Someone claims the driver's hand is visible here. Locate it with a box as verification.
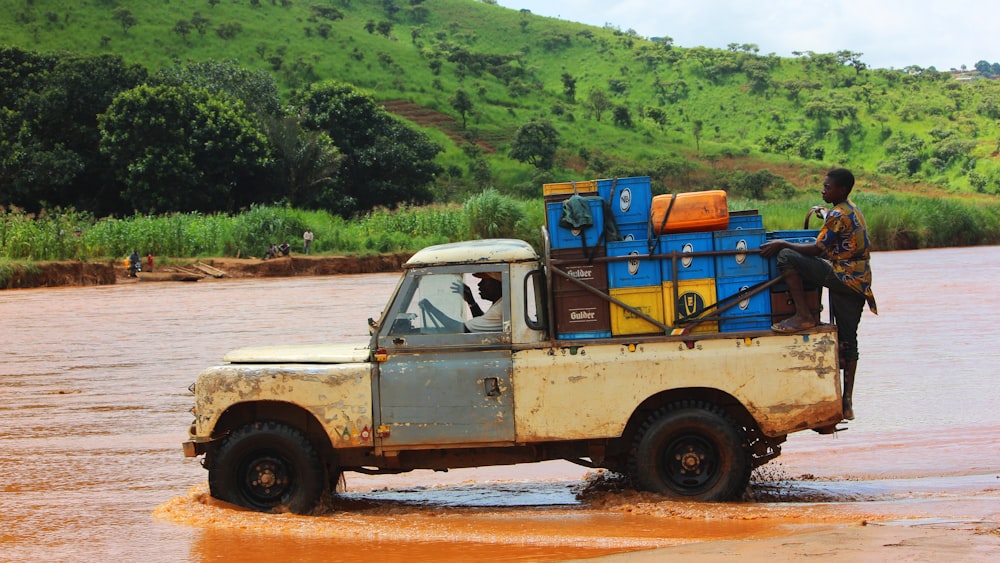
[811,205,828,219]
[452,281,473,301]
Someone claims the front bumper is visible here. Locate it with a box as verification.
[182,438,210,457]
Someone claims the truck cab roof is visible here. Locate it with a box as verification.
[404,239,538,269]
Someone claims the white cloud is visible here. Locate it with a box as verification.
[496,0,997,70]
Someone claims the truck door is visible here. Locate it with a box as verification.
[374,266,514,448]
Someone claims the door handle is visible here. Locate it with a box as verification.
[484,377,501,397]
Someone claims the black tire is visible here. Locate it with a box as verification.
[209,421,325,514]
[631,402,750,501]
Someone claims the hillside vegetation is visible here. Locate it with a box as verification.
[2,0,1000,265]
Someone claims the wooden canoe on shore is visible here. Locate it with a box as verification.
[136,271,203,282]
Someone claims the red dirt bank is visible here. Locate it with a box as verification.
[2,254,411,290]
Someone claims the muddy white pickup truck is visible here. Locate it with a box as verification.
[183,238,845,513]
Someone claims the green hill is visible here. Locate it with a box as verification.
[3,0,1000,201]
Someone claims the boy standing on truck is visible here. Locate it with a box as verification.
[760,168,877,420]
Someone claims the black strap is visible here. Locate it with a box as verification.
[648,193,677,253]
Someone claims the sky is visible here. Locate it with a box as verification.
[494,1,996,71]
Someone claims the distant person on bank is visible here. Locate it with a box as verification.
[759,168,877,421]
[303,229,314,254]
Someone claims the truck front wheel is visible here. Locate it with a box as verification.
[631,402,750,501]
[209,421,325,514]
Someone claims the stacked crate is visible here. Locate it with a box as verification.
[601,177,665,336]
[544,177,798,337]
[607,238,663,335]
[713,212,771,332]
[599,177,652,242]
[544,181,612,339]
[658,231,717,334]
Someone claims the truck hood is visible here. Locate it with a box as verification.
[222,342,371,364]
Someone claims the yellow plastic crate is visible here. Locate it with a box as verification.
[610,285,665,336]
[663,279,718,334]
[542,180,597,200]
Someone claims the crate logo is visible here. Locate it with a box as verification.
[619,188,632,213]
[737,285,751,310]
[681,242,695,268]
[624,305,651,320]
[677,292,705,316]
[627,250,641,275]
[735,239,748,264]
[565,267,595,282]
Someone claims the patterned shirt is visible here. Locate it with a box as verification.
[817,200,877,314]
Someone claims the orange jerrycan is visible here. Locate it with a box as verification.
[650,190,728,234]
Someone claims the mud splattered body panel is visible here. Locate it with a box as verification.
[513,329,841,441]
[193,362,373,447]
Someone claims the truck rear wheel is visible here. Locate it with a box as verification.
[209,421,325,514]
[631,402,750,501]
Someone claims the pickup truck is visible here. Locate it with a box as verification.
[183,238,844,513]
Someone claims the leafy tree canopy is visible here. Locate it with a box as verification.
[153,59,281,116]
[509,119,559,170]
[99,84,271,214]
[293,80,442,215]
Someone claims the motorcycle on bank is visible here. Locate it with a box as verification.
[126,252,142,278]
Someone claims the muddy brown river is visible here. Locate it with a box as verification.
[2,246,998,562]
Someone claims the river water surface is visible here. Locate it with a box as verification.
[1,246,998,561]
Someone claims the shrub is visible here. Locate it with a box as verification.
[464,189,525,239]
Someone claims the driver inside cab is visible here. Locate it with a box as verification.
[459,271,503,332]
[412,271,504,333]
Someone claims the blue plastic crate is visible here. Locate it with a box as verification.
[719,316,772,332]
[657,232,715,281]
[713,228,766,278]
[608,239,662,288]
[728,212,764,230]
[598,177,652,226]
[716,274,772,332]
[546,199,606,250]
[616,221,649,242]
[557,330,613,340]
[766,229,820,280]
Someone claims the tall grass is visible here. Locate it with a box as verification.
[735,193,1000,250]
[4,192,1000,263]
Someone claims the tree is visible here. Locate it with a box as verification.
[293,81,441,215]
[646,106,667,131]
[190,12,211,36]
[98,84,271,213]
[376,21,393,38]
[154,60,281,116]
[111,8,137,35]
[586,88,611,122]
[560,72,576,101]
[509,119,559,170]
[692,120,704,151]
[173,20,192,44]
[0,48,147,214]
[261,115,342,208]
[449,89,473,128]
[612,105,633,128]
[837,50,867,74]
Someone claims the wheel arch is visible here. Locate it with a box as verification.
[614,387,762,454]
[209,400,336,468]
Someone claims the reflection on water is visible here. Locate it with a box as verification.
[1,248,999,562]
